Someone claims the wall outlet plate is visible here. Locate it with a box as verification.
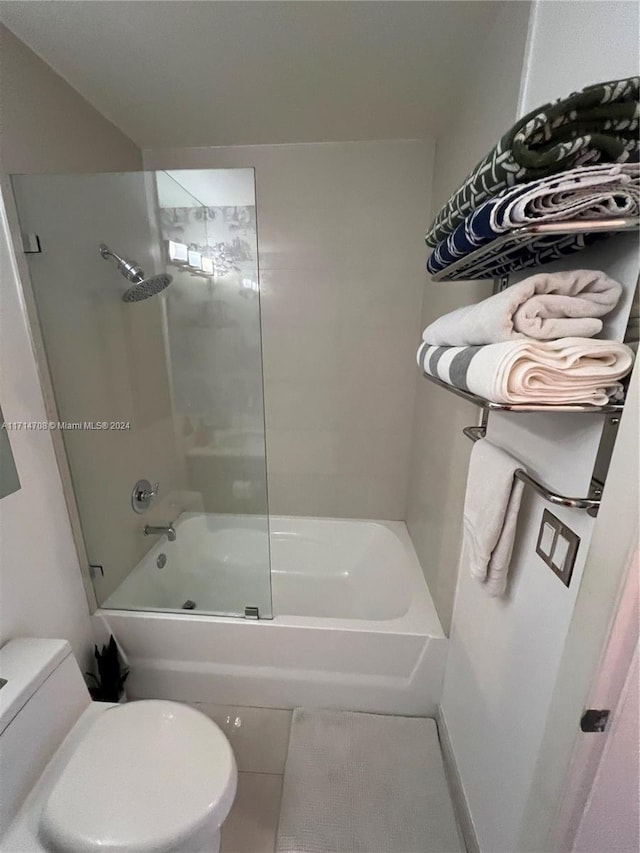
[535,508,580,587]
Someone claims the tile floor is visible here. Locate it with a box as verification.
[221,772,283,853]
[191,703,464,853]
[189,704,289,853]
[190,703,292,775]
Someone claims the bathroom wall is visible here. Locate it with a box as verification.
[405,1,532,632]
[0,24,141,174]
[145,140,435,519]
[0,196,94,666]
[439,3,640,851]
[0,26,143,663]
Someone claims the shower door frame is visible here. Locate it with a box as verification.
[2,176,99,612]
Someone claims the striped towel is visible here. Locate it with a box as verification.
[427,163,640,276]
[426,77,640,248]
[417,337,634,406]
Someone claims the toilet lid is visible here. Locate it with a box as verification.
[40,700,237,853]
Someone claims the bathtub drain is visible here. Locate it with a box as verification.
[182,600,196,610]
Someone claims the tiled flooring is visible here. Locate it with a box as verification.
[188,703,463,853]
[190,703,292,775]
[188,704,289,852]
[221,772,283,853]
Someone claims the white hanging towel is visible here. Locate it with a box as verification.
[463,438,526,597]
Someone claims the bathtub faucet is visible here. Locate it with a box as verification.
[144,523,176,542]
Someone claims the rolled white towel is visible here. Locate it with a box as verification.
[418,337,634,406]
[422,270,622,345]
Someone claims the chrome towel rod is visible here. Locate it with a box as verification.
[463,425,601,511]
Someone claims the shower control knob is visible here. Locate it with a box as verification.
[131,479,159,513]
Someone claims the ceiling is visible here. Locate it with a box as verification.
[0,1,505,150]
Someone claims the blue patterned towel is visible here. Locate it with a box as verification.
[427,164,639,277]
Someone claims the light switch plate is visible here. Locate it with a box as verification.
[538,521,556,558]
[535,509,580,587]
[552,535,571,572]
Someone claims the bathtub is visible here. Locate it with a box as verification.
[99,514,447,715]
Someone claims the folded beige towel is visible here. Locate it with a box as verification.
[463,439,525,597]
[422,270,622,345]
[418,337,634,406]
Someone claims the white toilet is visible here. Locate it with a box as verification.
[0,638,237,852]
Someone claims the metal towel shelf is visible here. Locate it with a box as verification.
[463,425,602,511]
[423,373,624,413]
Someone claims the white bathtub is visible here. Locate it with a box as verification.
[99,514,447,715]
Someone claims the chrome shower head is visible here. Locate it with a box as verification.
[99,243,172,302]
[120,272,173,303]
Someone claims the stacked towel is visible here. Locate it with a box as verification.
[417,337,634,406]
[427,164,640,276]
[426,77,640,247]
[422,270,623,344]
[624,285,640,349]
[430,232,610,280]
[463,439,526,597]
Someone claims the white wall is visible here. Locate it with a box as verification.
[0,195,94,666]
[439,3,640,851]
[0,24,141,175]
[0,26,142,664]
[405,1,532,633]
[518,0,640,112]
[145,140,434,519]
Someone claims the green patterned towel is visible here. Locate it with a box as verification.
[426,77,640,247]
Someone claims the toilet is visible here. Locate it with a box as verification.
[0,638,237,852]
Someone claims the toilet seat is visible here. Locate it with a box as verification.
[39,700,237,853]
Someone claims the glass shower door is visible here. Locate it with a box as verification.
[11,168,271,618]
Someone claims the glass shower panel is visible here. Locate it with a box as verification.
[11,169,271,618]
[155,168,271,617]
[156,171,268,505]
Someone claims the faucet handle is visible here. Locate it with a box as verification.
[139,481,159,501]
[131,479,159,513]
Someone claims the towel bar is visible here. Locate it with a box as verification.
[463,425,601,511]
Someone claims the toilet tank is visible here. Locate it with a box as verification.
[0,638,90,834]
